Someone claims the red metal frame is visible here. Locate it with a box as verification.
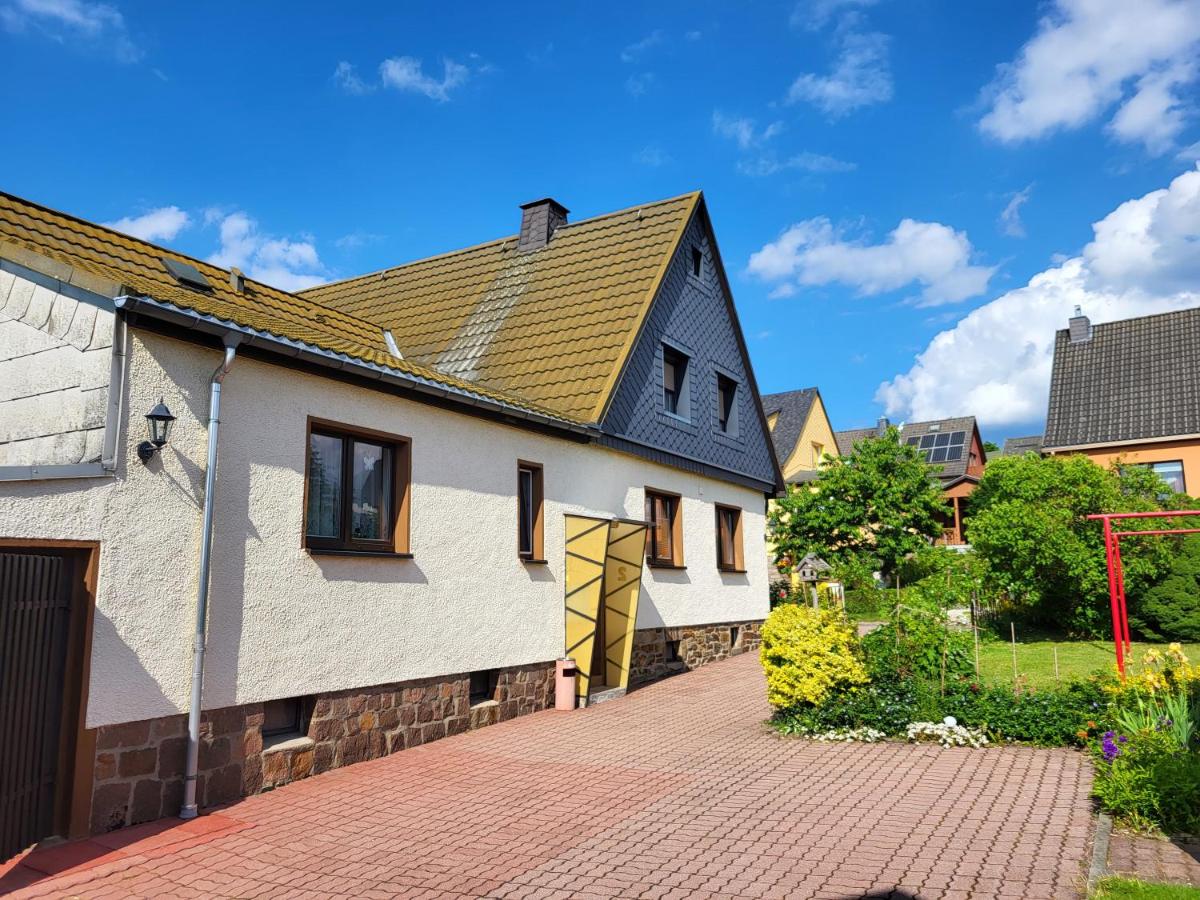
[1086,510,1200,676]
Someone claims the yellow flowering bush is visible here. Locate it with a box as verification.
[760,604,868,709]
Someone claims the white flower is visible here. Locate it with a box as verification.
[943,716,957,727]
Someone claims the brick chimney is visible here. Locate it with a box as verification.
[517,198,569,252]
[1068,305,1092,343]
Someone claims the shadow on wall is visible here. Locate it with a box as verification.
[88,612,173,723]
[312,556,429,585]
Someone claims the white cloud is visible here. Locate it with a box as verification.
[620,30,663,62]
[333,61,372,95]
[334,231,383,252]
[737,151,856,177]
[1,0,140,62]
[206,212,328,292]
[103,206,190,242]
[712,111,784,150]
[625,72,655,97]
[378,56,469,102]
[634,144,671,167]
[999,185,1033,238]
[748,217,994,306]
[791,0,879,31]
[978,0,1200,154]
[786,21,893,116]
[877,167,1200,426]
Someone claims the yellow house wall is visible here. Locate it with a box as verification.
[781,394,837,480]
[1051,439,1200,496]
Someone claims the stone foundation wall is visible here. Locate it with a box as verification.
[88,660,555,834]
[629,619,762,686]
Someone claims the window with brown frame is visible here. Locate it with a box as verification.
[304,419,411,555]
[715,504,745,572]
[645,488,684,567]
[517,461,545,562]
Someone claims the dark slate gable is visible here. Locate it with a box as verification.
[1044,306,1200,449]
[599,213,778,492]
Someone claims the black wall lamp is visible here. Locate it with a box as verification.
[137,399,177,463]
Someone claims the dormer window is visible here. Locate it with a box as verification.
[662,344,690,419]
[717,374,738,435]
[691,246,703,278]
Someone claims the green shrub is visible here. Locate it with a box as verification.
[760,605,868,710]
[1092,729,1200,835]
[1131,535,1200,642]
[861,596,974,681]
[942,679,1106,746]
[774,678,941,736]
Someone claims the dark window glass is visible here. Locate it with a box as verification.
[469,669,499,706]
[717,375,737,433]
[263,698,303,738]
[518,466,535,557]
[663,346,688,416]
[306,433,343,539]
[691,246,702,277]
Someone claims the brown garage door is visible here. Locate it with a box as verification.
[0,552,77,862]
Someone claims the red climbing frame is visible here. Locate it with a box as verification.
[1086,510,1200,677]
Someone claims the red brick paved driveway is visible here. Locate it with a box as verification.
[2,653,1095,899]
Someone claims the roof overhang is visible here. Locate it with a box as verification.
[1043,432,1200,454]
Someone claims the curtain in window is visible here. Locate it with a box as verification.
[306,433,343,538]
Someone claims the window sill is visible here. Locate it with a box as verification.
[306,548,414,559]
[647,561,687,570]
[520,557,548,565]
[261,734,314,755]
[718,567,748,574]
[661,410,692,425]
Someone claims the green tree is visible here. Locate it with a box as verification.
[1130,533,1200,641]
[768,427,946,580]
[983,440,1001,453]
[966,454,1177,636]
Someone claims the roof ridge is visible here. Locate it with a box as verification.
[0,189,307,302]
[299,190,701,295]
[1056,303,1200,336]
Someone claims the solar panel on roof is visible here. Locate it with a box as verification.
[162,257,212,290]
[946,446,963,461]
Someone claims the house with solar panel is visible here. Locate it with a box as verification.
[0,188,781,850]
[836,416,988,546]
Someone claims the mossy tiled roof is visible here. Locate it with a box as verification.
[0,190,577,422]
[302,192,701,423]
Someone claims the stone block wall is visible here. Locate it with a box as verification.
[629,619,762,686]
[89,660,554,833]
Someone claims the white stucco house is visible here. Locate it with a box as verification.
[0,188,781,851]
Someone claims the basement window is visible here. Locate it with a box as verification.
[469,669,499,706]
[262,697,309,740]
[730,626,740,648]
[665,640,681,663]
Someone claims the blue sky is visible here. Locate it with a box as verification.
[4,0,1200,442]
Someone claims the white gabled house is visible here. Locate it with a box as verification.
[0,189,781,851]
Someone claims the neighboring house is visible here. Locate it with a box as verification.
[760,387,838,584]
[0,189,780,851]
[836,416,988,546]
[999,435,1044,457]
[1043,306,1200,495]
[761,387,838,485]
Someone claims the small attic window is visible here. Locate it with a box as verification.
[691,246,703,278]
[162,257,212,291]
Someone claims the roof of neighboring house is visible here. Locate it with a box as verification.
[1044,306,1200,449]
[761,387,818,467]
[1001,435,1044,457]
[302,192,701,423]
[835,416,982,481]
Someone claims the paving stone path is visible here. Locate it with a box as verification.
[1,653,1095,898]
[1107,832,1200,887]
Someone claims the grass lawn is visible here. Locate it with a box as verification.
[1092,877,1200,899]
[975,637,1200,688]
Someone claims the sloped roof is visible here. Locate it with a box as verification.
[0,190,592,424]
[761,387,818,467]
[1001,435,1044,457]
[835,416,981,480]
[1044,307,1200,449]
[302,193,700,423]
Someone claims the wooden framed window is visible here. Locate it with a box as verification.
[717,374,738,434]
[662,345,690,418]
[645,488,684,567]
[715,504,745,572]
[304,418,411,556]
[517,461,545,562]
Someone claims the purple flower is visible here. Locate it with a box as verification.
[1101,733,1124,762]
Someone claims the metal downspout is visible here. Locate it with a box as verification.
[180,340,239,819]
